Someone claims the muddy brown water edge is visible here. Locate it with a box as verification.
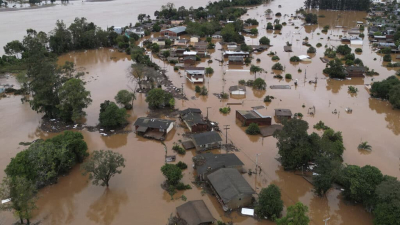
[0,0,400,225]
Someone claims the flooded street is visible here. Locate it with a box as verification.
[1,0,400,224]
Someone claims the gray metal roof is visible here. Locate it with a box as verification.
[207,168,255,203]
[275,109,292,117]
[192,131,222,146]
[229,85,246,92]
[163,26,187,34]
[176,200,214,225]
[182,113,207,128]
[196,153,244,175]
[180,108,202,116]
[236,110,260,119]
[134,117,174,129]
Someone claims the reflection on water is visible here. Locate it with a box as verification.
[86,188,128,225]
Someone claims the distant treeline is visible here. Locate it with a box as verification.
[304,0,371,11]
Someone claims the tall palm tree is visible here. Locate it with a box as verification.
[358,141,372,151]
[250,65,263,79]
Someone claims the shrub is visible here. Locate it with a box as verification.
[274,74,283,79]
[290,56,300,62]
[272,63,283,70]
[285,74,292,79]
[348,86,358,93]
[176,182,191,190]
[172,144,185,155]
[264,95,274,102]
[359,33,365,38]
[200,86,208,96]
[239,80,246,85]
[316,43,322,47]
[275,12,282,16]
[307,46,316,54]
[272,56,280,61]
[174,66,179,71]
[256,58,261,62]
[355,48,362,53]
[274,24,283,30]
[195,85,201,93]
[245,57,251,64]
[220,92,229,99]
[259,36,270,45]
[246,80,254,86]
[383,54,392,62]
[268,51,275,56]
[298,68,302,73]
[219,107,231,114]
[205,67,214,75]
[176,161,188,170]
[245,123,260,135]
[253,78,266,90]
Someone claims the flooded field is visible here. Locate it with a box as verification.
[1,0,400,224]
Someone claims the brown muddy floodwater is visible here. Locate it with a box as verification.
[1,0,400,224]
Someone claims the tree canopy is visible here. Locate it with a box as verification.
[276,202,310,225]
[161,164,183,185]
[81,150,126,187]
[99,100,129,128]
[145,88,174,109]
[255,184,283,220]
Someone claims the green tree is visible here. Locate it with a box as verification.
[205,67,214,75]
[373,178,400,225]
[57,78,92,122]
[115,89,135,109]
[273,119,315,170]
[290,56,300,62]
[138,14,147,23]
[0,176,38,225]
[338,165,383,207]
[161,164,183,185]
[4,40,25,57]
[336,44,352,55]
[307,46,316,53]
[259,36,270,45]
[250,65,263,79]
[195,85,201,93]
[313,155,342,196]
[246,123,261,135]
[81,150,126,187]
[49,20,72,54]
[266,22,273,30]
[383,54,392,62]
[99,101,129,128]
[389,85,400,109]
[255,184,283,220]
[253,78,266,90]
[276,202,310,225]
[151,43,160,53]
[145,88,174,108]
[358,141,372,151]
[162,50,170,58]
[323,58,346,79]
[272,63,283,70]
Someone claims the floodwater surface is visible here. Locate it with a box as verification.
[0,0,400,224]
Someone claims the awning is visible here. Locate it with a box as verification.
[241,208,254,216]
[136,126,148,133]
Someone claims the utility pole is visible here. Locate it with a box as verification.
[323,217,330,225]
[181,83,184,99]
[206,107,211,121]
[223,125,230,145]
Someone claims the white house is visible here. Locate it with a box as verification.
[227,42,238,50]
[350,37,363,45]
[190,36,200,43]
[126,28,145,37]
[185,67,205,83]
[183,51,198,56]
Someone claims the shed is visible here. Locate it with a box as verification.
[223,51,250,58]
[345,66,366,77]
[284,46,292,52]
[229,85,246,95]
[236,110,271,126]
[274,109,292,120]
[192,131,222,151]
[195,153,244,179]
[207,168,255,210]
[176,200,215,225]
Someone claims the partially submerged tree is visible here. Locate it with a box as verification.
[259,36,270,45]
[145,88,174,108]
[81,150,126,187]
[99,101,129,128]
[255,184,283,220]
[253,78,266,90]
[250,65,263,79]
[246,123,261,135]
[276,202,310,225]
[0,176,38,225]
[358,141,372,151]
[115,89,135,109]
[161,164,183,186]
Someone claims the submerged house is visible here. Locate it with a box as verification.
[207,168,255,211]
[176,200,215,225]
[185,67,205,83]
[274,109,292,120]
[182,112,208,133]
[194,153,244,180]
[192,131,222,151]
[229,85,246,95]
[223,51,250,58]
[236,109,272,126]
[160,26,187,37]
[345,66,366,77]
[134,117,175,140]
[228,56,244,65]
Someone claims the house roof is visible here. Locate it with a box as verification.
[134,117,174,129]
[346,66,366,72]
[207,168,255,203]
[184,56,196,60]
[284,46,292,52]
[275,109,292,117]
[180,108,202,116]
[192,131,222,146]
[162,26,187,34]
[224,51,249,55]
[236,110,260,119]
[196,153,244,175]
[229,85,246,92]
[185,67,205,71]
[183,113,207,128]
[176,200,214,225]
[228,56,244,61]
